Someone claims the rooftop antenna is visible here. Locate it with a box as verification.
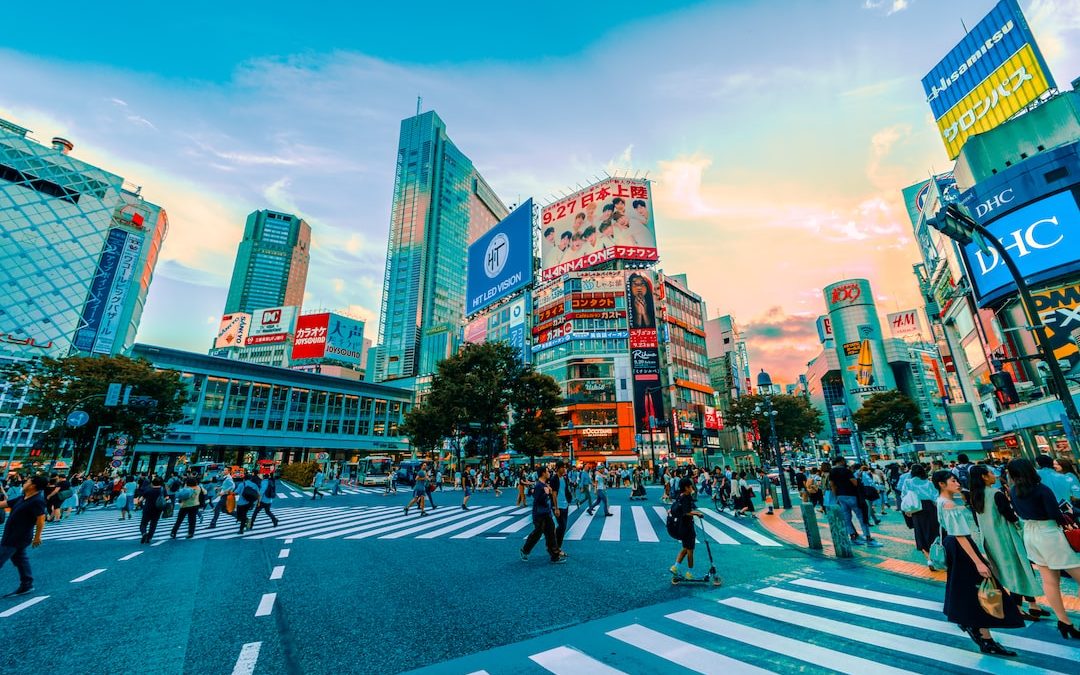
[416,95,422,116]
[960,18,968,34]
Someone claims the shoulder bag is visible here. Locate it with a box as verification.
[900,490,922,515]
[978,577,1005,619]
[929,526,947,570]
[1062,513,1080,553]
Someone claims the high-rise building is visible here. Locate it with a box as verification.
[704,315,752,458]
[0,119,168,360]
[223,210,310,315]
[374,110,507,386]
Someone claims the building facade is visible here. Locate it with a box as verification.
[223,210,310,315]
[374,110,507,386]
[704,315,752,457]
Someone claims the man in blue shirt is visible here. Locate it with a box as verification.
[519,466,565,564]
[235,472,262,534]
[1036,454,1073,503]
[312,469,325,500]
[0,475,49,595]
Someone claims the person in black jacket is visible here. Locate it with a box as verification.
[669,477,704,580]
[138,477,166,544]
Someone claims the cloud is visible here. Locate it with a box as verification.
[1026,0,1080,61]
[863,0,910,15]
[742,307,824,382]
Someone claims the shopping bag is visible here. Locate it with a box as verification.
[226,493,236,514]
[900,490,922,515]
[978,577,1004,619]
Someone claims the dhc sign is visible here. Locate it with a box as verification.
[963,189,1080,306]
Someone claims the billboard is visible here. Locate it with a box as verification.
[815,315,833,344]
[1031,281,1080,365]
[92,230,143,355]
[324,314,366,366]
[215,313,252,349]
[824,279,896,412]
[540,178,657,282]
[73,228,129,352]
[291,312,329,360]
[627,270,662,433]
[886,309,923,339]
[963,189,1080,306]
[246,306,298,346]
[466,199,533,315]
[921,0,1055,159]
[703,406,723,430]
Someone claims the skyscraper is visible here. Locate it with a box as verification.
[0,118,168,360]
[223,210,310,315]
[375,110,507,384]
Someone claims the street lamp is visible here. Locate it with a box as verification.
[928,203,1080,459]
[756,369,792,509]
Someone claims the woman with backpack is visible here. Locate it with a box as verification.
[138,477,166,544]
[170,477,204,539]
[249,474,279,529]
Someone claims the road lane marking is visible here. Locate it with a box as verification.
[232,641,262,675]
[118,551,143,561]
[278,549,290,558]
[721,597,1064,675]
[450,516,514,539]
[70,569,107,583]
[630,506,659,542]
[529,646,628,674]
[789,578,941,611]
[255,593,276,617]
[701,508,782,546]
[666,609,917,675]
[284,538,294,544]
[0,595,49,617]
[269,565,285,580]
[565,508,596,540]
[599,505,621,541]
[607,624,772,674]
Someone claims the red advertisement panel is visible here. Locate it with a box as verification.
[291,313,330,360]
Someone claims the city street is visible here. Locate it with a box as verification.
[2,485,1077,674]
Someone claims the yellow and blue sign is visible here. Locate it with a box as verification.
[467,199,533,316]
[921,0,1054,160]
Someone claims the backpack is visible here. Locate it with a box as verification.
[177,487,194,502]
[241,484,259,502]
[665,500,684,540]
[168,478,181,493]
[956,464,971,490]
[265,480,276,498]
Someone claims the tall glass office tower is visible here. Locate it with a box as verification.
[374,111,506,385]
[0,118,168,360]
[223,210,311,315]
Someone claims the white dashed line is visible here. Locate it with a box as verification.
[270,565,285,580]
[0,595,49,617]
[284,538,294,544]
[255,593,277,617]
[70,569,107,583]
[231,641,262,675]
[152,539,167,547]
[118,551,143,561]
[278,548,290,559]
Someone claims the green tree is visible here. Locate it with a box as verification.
[401,341,561,464]
[9,355,188,473]
[852,390,924,444]
[727,393,824,458]
[508,369,563,466]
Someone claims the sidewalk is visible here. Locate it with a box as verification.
[756,495,1080,611]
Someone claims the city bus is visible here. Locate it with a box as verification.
[358,456,394,486]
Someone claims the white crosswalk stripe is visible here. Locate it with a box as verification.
[432,574,1077,675]
[27,505,780,545]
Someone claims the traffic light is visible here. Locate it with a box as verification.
[29,448,42,457]
[990,371,1019,405]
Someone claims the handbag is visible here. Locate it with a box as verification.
[978,577,1005,619]
[226,493,236,514]
[900,490,922,515]
[163,498,175,518]
[1062,513,1080,553]
[929,535,947,570]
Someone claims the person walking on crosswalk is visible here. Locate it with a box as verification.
[137,477,166,545]
[461,468,474,511]
[669,477,704,580]
[575,465,593,509]
[588,465,613,517]
[312,469,326,500]
[249,474,279,529]
[519,465,564,564]
[551,462,571,556]
[235,472,262,534]
[207,472,236,529]
[404,469,429,516]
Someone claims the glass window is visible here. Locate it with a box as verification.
[247,383,270,429]
[199,377,229,427]
[287,389,310,432]
[308,391,328,433]
[267,385,289,431]
[373,399,387,436]
[223,380,251,428]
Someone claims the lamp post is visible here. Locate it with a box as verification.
[928,203,1080,460]
[756,369,792,509]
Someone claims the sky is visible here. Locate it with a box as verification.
[2,0,1079,382]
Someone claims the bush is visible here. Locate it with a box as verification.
[281,461,319,487]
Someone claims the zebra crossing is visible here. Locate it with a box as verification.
[408,570,1080,674]
[275,483,385,499]
[31,504,782,546]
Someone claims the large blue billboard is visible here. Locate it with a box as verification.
[466,199,533,316]
[963,189,1080,306]
[73,228,128,352]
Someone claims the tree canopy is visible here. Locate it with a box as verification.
[8,354,188,472]
[726,393,824,452]
[852,390,924,443]
[401,341,561,464]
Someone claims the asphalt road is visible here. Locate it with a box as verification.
[1,485,1076,674]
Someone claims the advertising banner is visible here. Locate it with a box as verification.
[703,406,723,430]
[246,306,298,346]
[887,309,923,339]
[92,230,144,355]
[291,312,330,360]
[1031,281,1080,364]
[921,0,1054,159]
[963,190,1080,306]
[540,178,657,281]
[824,279,896,411]
[325,314,365,365]
[627,270,662,432]
[833,405,852,437]
[815,315,833,344]
[466,199,534,315]
[215,313,252,349]
[73,228,128,352]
